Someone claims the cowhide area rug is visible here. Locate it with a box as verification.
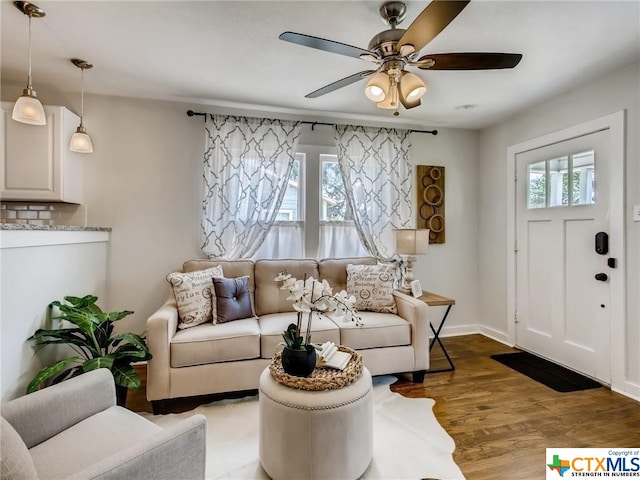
[140,376,464,480]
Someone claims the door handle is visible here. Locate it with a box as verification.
[595,273,608,282]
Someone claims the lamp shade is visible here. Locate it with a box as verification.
[395,229,430,255]
[364,72,389,102]
[399,72,427,102]
[12,91,46,125]
[70,127,94,153]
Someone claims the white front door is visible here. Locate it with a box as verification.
[515,129,611,383]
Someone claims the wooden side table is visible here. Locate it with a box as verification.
[417,291,456,373]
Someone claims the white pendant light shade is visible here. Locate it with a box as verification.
[70,127,93,153]
[69,59,94,154]
[400,72,427,102]
[12,88,46,125]
[13,2,47,126]
[364,72,390,102]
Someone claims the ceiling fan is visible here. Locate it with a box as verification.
[279,0,522,115]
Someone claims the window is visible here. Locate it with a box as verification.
[255,148,367,259]
[275,155,303,221]
[321,156,351,221]
[527,150,595,209]
[252,154,304,260]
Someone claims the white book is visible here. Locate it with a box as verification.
[316,341,352,370]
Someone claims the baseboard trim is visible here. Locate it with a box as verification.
[478,326,513,347]
[434,323,512,346]
[612,381,640,402]
[434,324,480,338]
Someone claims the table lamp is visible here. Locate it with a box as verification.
[394,229,429,294]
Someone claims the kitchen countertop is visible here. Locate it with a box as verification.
[0,224,112,232]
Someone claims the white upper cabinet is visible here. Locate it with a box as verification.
[1,102,83,204]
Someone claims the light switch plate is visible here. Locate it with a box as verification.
[634,205,640,222]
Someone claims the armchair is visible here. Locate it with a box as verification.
[1,369,206,480]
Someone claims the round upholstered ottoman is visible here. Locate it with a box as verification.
[258,367,373,480]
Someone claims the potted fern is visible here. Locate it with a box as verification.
[27,295,151,405]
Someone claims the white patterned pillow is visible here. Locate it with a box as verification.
[346,263,397,314]
[167,265,224,329]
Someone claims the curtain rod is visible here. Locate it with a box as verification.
[186,110,438,135]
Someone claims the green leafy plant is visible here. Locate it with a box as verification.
[26,295,151,394]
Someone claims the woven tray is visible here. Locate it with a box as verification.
[269,345,363,391]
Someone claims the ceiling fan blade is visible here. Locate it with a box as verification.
[398,0,470,53]
[417,52,523,70]
[306,70,376,98]
[280,32,375,60]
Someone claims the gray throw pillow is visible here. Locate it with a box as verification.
[213,276,253,323]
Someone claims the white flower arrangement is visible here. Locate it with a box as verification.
[274,272,362,350]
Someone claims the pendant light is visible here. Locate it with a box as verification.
[69,59,94,154]
[12,1,47,126]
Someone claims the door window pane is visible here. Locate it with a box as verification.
[525,149,597,210]
[572,150,595,205]
[548,156,569,207]
[528,161,546,209]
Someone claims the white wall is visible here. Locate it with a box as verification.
[478,62,640,395]
[0,231,109,400]
[2,82,482,338]
[410,128,480,336]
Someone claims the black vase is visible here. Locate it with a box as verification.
[281,345,317,377]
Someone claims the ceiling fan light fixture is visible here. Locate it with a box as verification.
[400,72,427,101]
[376,85,399,110]
[364,72,390,102]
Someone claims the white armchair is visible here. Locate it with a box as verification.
[1,369,206,480]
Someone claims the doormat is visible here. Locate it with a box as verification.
[491,351,602,392]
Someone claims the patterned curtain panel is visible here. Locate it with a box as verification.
[334,125,414,261]
[201,115,301,259]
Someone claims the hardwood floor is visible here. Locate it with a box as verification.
[128,334,640,480]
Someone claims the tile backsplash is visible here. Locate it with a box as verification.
[1,202,87,226]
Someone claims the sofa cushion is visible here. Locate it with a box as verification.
[170,319,260,367]
[183,259,256,308]
[254,259,319,316]
[258,312,340,359]
[29,406,161,480]
[1,416,38,480]
[167,265,223,330]
[213,276,254,324]
[346,263,398,314]
[331,312,410,350]
[319,257,377,293]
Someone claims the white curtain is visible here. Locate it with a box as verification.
[318,221,368,259]
[334,125,414,261]
[252,221,304,260]
[201,115,301,259]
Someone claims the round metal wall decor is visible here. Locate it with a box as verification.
[417,165,445,243]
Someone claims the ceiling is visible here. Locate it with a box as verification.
[1,1,639,130]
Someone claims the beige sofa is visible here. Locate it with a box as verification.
[146,257,430,413]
